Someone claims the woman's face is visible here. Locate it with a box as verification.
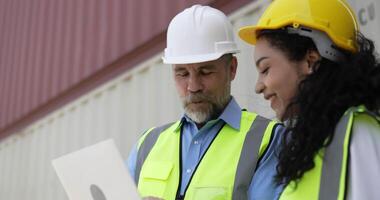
[254,38,312,121]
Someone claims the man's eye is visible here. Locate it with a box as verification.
[200,71,212,75]
[176,72,188,77]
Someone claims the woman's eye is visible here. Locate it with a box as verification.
[261,67,269,75]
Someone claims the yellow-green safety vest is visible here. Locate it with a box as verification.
[280,106,380,200]
[135,111,278,200]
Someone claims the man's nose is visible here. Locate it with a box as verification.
[187,74,203,93]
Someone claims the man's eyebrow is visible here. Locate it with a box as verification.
[174,66,186,71]
[198,64,217,70]
[255,56,269,67]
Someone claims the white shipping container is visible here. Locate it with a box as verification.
[0,1,378,199]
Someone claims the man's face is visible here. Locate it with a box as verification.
[173,55,237,124]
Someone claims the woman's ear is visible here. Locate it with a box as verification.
[306,49,321,74]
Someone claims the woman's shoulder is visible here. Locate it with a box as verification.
[352,110,380,137]
[346,111,380,199]
[344,106,379,138]
[349,109,380,148]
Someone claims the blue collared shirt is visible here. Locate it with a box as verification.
[127,97,284,199]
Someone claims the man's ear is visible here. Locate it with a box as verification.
[230,56,238,80]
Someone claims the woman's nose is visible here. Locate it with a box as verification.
[255,79,264,94]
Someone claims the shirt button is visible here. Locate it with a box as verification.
[186,169,192,174]
[194,140,199,145]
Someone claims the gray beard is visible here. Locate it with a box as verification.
[181,84,231,124]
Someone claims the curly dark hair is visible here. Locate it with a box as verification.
[257,29,380,186]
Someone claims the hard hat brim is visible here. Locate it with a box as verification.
[239,23,357,53]
[238,25,259,45]
[162,50,239,64]
[239,23,298,45]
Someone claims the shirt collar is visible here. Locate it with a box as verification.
[174,96,242,131]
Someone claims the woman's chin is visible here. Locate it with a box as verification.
[274,110,286,122]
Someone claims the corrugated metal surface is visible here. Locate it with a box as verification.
[0,56,184,200]
[348,0,380,50]
[0,0,379,199]
[0,0,227,137]
[0,2,273,199]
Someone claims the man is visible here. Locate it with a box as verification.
[127,5,284,200]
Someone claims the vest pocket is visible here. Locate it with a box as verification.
[192,187,228,200]
[140,161,173,198]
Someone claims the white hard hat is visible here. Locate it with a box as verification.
[162,5,239,64]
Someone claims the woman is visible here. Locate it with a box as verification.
[239,0,380,199]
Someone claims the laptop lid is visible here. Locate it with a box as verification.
[52,139,141,200]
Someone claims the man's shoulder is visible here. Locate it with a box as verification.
[137,121,180,150]
[143,121,180,136]
[242,110,278,123]
[153,121,178,132]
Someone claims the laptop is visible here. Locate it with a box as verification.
[52,139,141,200]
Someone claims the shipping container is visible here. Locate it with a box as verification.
[0,0,379,199]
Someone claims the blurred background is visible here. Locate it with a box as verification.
[0,0,379,199]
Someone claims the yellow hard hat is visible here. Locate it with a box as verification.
[238,0,359,53]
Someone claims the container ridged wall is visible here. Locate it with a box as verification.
[0,0,379,199]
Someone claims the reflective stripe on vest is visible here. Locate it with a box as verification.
[136,111,276,199]
[135,122,175,184]
[232,115,271,200]
[319,110,352,200]
[280,107,380,200]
